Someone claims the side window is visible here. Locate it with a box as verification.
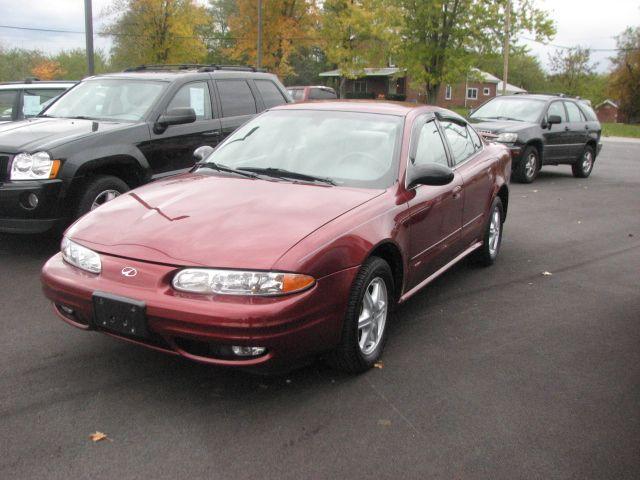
[547,102,567,123]
[0,90,18,121]
[217,79,257,117]
[166,81,211,120]
[23,89,65,117]
[255,80,287,108]
[579,103,598,122]
[413,120,449,167]
[468,125,483,151]
[565,101,585,122]
[441,120,476,165]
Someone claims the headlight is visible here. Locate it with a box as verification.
[11,152,60,180]
[61,237,101,274]
[496,133,518,143]
[172,268,315,296]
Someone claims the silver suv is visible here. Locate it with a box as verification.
[0,79,76,123]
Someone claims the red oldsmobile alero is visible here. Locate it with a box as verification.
[41,101,511,373]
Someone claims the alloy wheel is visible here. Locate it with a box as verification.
[91,189,121,210]
[524,152,537,179]
[488,208,501,257]
[358,277,388,355]
[582,150,593,174]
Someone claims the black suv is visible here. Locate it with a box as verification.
[0,65,292,234]
[469,94,602,183]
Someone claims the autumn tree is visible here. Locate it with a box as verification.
[399,0,555,103]
[103,0,209,69]
[0,46,47,82]
[31,60,66,80]
[321,0,401,98]
[608,26,640,123]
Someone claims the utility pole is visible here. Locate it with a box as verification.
[84,0,95,76]
[502,0,511,95]
[257,0,263,69]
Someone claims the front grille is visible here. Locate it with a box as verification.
[0,154,12,181]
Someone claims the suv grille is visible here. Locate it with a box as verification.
[0,154,12,181]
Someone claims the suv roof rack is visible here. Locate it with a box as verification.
[123,64,263,73]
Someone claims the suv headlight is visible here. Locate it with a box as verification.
[61,237,101,274]
[172,268,315,296]
[11,152,60,180]
[496,133,518,143]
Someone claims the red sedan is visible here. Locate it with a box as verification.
[41,101,511,373]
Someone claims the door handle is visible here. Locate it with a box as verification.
[452,186,462,199]
[202,130,221,137]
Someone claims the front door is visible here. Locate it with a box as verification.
[142,81,222,177]
[405,118,464,290]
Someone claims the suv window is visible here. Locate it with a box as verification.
[579,103,598,122]
[255,80,287,108]
[166,81,211,120]
[564,101,585,122]
[0,90,18,120]
[414,120,449,167]
[441,120,475,165]
[217,79,257,117]
[309,88,337,100]
[23,88,66,117]
[547,101,567,122]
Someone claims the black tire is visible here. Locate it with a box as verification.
[75,175,130,220]
[472,196,504,267]
[572,145,595,178]
[328,256,394,373]
[513,145,540,183]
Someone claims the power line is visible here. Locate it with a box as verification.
[519,36,640,52]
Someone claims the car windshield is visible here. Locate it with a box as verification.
[42,78,167,121]
[200,110,403,189]
[470,97,546,123]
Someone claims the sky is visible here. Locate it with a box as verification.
[0,0,638,73]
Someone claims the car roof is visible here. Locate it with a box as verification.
[500,93,582,103]
[271,100,448,117]
[90,70,280,82]
[0,82,75,90]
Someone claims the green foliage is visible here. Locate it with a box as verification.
[476,51,546,92]
[0,47,46,82]
[601,122,640,138]
[205,0,239,64]
[52,49,109,79]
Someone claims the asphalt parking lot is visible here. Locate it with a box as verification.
[1,139,638,480]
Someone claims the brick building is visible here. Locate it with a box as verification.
[318,67,526,108]
[594,99,619,123]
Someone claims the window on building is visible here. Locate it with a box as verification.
[353,80,367,93]
[466,88,478,100]
[483,87,491,96]
[445,84,452,100]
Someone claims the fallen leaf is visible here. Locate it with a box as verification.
[378,419,392,426]
[577,220,582,224]
[374,362,384,369]
[542,271,553,276]
[89,431,109,442]
[532,189,539,193]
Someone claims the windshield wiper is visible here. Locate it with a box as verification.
[196,162,258,179]
[67,115,96,120]
[237,167,336,186]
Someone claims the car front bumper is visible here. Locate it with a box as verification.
[0,179,63,233]
[41,252,358,368]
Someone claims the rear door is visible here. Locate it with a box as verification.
[143,80,222,176]
[253,79,289,109]
[542,100,570,162]
[405,116,464,290]
[214,79,259,140]
[564,100,589,159]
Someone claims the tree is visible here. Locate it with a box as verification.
[321,0,401,98]
[52,49,109,79]
[31,60,66,80]
[0,46,47,82]
[399,0,555,103]
[476,51,546,92]
[205,0,238,64]
[103,0,209,69]
[548,46,597,95]
[608,26,640,123]
[224,0,318,78]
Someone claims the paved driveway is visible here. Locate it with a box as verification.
[1,140,639,479]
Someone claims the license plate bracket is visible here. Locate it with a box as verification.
[92,292,148,339]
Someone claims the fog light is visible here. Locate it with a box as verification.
[27,193,39,209]
[231,346,266,357]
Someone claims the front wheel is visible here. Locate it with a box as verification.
[75,175,130,220]
[473,197,504,267]
[513,145,540,183]
[572,145,595,178]
[328,257,394,373]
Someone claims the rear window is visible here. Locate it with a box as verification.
[216,79,257,117]
[23,88,66,117]
[255,80,287,108]
[309,88,337,100]
[0,90,18,121]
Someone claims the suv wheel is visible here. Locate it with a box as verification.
[76,175,129,219]
[572,145,595,178]
[328,256,394,373]
[513,145,540,183]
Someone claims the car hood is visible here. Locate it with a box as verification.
[0,117,131,153]
[67,173,384,269]
[469,119,534,134]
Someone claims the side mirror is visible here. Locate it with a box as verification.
[154,107,196,133]
[193,145,215,162]
[547,114,562,125]
[407,163,455,189]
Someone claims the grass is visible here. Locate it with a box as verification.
[601,123,640,139]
